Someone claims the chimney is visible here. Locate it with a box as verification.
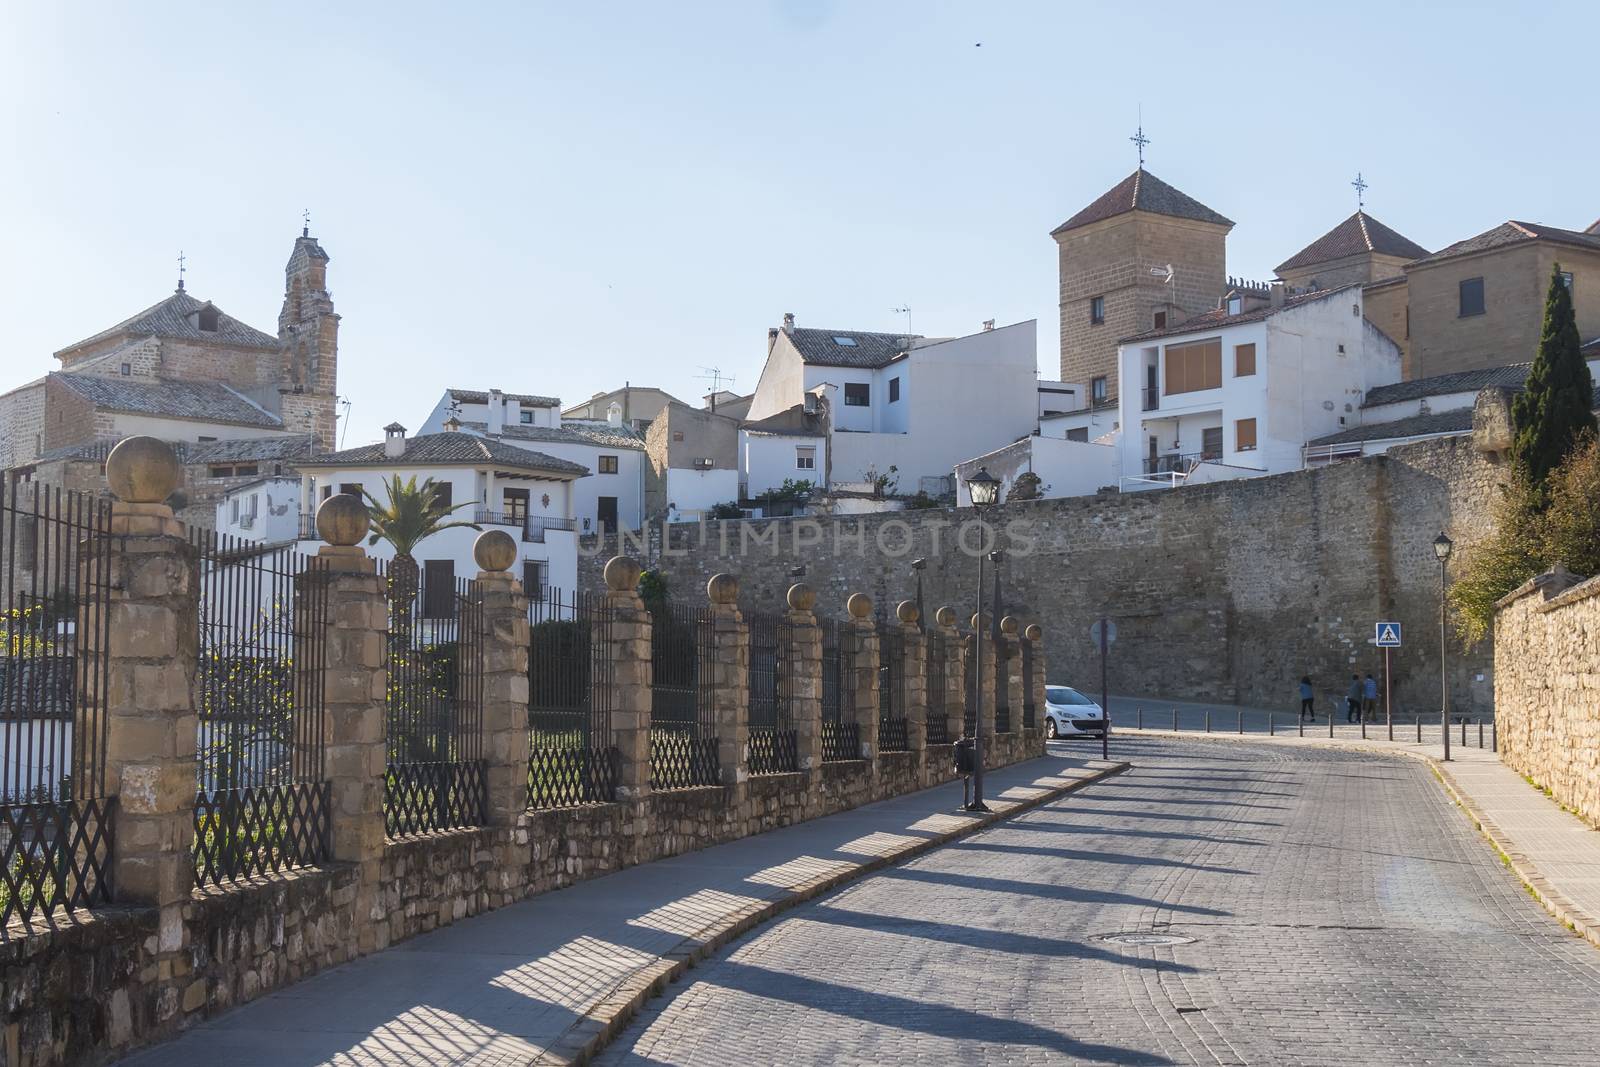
[443,415,461,433]
[1269,280,1286,309]
[383,422,407,459]
[607,401,624,428]
[487,388,505,435]
[782,312,795,334]
[982,319,995,332]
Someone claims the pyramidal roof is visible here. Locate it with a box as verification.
[55,290,280,358]
[1276,211,1430,274]
[1051,169,1233,236]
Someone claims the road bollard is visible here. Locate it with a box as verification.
[1492,720,1498,752]
[1205,709,1212,733]
[1236,710,1243,734]
[1416,716,1422,743]
[1361,714,1367,740]
[1172,707,1178,732]
[1328,709,1334,739]
[1137,706,1143,729]
[1269,711,1275,736]
[1298,713,1304,738]
[1478,720,1484,749]
[1461,719,1468,747]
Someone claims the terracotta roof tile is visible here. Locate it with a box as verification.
[52,372,282,428]
[1276,212,1430,274]
[1051,169,1233,236]
[55,292,280,357]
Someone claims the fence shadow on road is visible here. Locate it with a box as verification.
[998,820,1270,848]
[946,838,1255,876]
[874,866,1233,918]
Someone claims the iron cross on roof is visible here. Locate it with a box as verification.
[1130,125,1150,168]
[301,208,311,237]
[1352,172,1368,210]
[176,250,186,292]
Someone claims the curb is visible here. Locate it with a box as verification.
[530,759,1131,1065]
[1119,727,1600,954]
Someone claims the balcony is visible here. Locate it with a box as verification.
[298,513,318,540]
[1141,386,1160,412]
[474,510,577,543]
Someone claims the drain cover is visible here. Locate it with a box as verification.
[1098,932,1196,947]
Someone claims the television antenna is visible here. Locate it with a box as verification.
[337,396,353,449]
[891,305,911,336]
[697,367,736,411]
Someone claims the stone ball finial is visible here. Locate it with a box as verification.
[316,493,370,547]
[1001,615,1019,635]
[603,555,642,592]
[847,592,873,619]
[935,606,956,627]
[474,529,517,573]
[707,573,739,605]
[1024,622,1042,641]
[787,583,816,611]
[105,436,180,505]
[896,600,919,625]
[971,611,991,631]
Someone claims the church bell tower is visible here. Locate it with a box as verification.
[277,218,340,448]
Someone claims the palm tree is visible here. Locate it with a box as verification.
[362,475,480,636]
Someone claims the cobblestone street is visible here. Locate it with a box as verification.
[598,737,1600,1066]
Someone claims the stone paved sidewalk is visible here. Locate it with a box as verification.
[1111,694,1600,953]
[116,754,1125,1067]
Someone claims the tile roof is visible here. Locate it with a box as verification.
[457,420,644,451]
[1362,365,1533,408]
[52,372,283,428]
[1410,221,1600,267]
[185,435,317,464]
[1276,212,1430,273]
[300,432,588,477]
[1307,408,1474,447]
[56,292,280,357]
[1051,169,1233,236]
[784,327,916,369]
[447,388,561,408]
[1120,284,1360,343]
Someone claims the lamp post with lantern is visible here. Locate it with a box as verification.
[1433,531,1454,762]
[964,467,1001,812]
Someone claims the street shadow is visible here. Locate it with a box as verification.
[998,821,1267,848]
[947,838,1254,876]
[1078,793,1288,810]
[874,867,1233,917]
[1074,808,1282,828]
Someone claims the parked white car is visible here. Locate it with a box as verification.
[1045,685,1106,739]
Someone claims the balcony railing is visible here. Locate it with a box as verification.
[1141,386,1160,412]
[298,513,318,540]
[1142,452,1205,476]
[473,510,577,543]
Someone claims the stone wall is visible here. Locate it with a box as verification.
[583,435,1505,717]
[1494,570,1600,829]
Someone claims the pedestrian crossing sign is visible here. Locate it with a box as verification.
[1375,622,1402,647]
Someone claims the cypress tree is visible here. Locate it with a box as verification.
[1511,262,1596,501]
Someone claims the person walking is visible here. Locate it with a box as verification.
[1362,672,1378,721]
[1346,675,1363,723]
[1299,676,1315,722]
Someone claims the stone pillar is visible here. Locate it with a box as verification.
[1025,623,1047,733]
[845,593,878,759]
[101,438,196,951]
[313,494,388,951]
[935,607,964,745]
[474,531,530,826]
[603,557,652,802]
[895,601,926,757]
[707,574,748,788]
[785,584,823,773]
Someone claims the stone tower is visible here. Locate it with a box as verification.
[277,226,340,448]
[1053,169,1232,395]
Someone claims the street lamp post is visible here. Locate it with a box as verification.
[1433,531,1454,762]
[911,557,927,634]
[965,467,1001,813]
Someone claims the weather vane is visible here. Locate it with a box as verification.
[1352,172,1368,211]
[1131,108,1150,168]
[177,250,186,292]
[302,208,311,237]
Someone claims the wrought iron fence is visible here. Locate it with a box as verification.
[528,587,617,807]
[962,634,977,738]
[1,481,115,925]
[995,639,1012,734]
[191,532,330,887]
[382,563,486,837]
[819,618,858,762]
[1021,637,1037,729]
[877,621,907,752]
[747,612,797,775]
[649,598,719,789]
[926,633,949,745]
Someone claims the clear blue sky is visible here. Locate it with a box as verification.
[5,2,1596,447]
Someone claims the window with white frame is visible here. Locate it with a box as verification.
[796,446,816,470]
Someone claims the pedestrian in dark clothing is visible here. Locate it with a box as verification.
[1346,675,1363,723]
[1362,673,1378,720]
[1299,676,1314,722]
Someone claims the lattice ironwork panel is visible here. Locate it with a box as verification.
[820,619,842,724]
[650,727,720,790]
[821,720,860,763]
[0,797,113,926]
[385,759,487,838]
[996,700,1011,735]
[879,715,909,753]
[193,781,330,887]
[748,727,798,775]
[528,743,618,808]
[926,713,950,746]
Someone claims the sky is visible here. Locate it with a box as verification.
[4,1,1597,447]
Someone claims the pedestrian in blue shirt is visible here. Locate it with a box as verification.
[1346,675,1363,723]
[1299,676,1314,722]
[1362,673,1378,721]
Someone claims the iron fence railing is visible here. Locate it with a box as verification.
[190,532,331,887]
[381,564,486,837]
[747,612,797,774]
[1021,638,1037,729]
[528,588,617,807]
[649,599,719,789]
[877,621,907,752]
[1,481,116,926]
[926,633,949,745]
[820,618,857,762]
[996,641,1012,735]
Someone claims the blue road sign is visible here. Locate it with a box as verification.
[1375,622,1402,647]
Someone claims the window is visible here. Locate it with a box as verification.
[503,488,529,523]
[1201,426,1223,460]
[844,382,870,406]
[320,485,332,501]
[1459,277,1485,317]
[796,446,816,470]
[234,464,257,477]
[120,362,131,376]
[519,411,533,424]
[672,431,685,442]
[1091,377,1108,403]
[1153,311,1167,330]
[340,483,362,498]
[1227,296,1242,315]
[209,465,233,478]
[1164,338,1223,395]
[888,376,900,402]
[1066,427,1089,443]
[1089,296,1105,325]
[1235,343,1256,377]
[522,560,548,601]
[431,481,452,510]
[832,336,857,346]
[230,498,239,522]
[1560,271,1574,292]
[198,436,217,443]
[197,306,220,332]
[598,455,619,474]
[1236,418,1257,452]
[422,560,455,619]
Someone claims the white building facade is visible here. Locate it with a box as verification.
[214,476,302,543]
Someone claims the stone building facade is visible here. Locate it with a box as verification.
[1053,169,1232,394]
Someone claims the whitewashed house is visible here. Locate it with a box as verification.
[214,476,302,542]
[418,387,646,533]
[743,315,1040,500]
[294,423,587,600]
[1115,284,1401,490]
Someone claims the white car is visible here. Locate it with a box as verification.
[1045,685,1107,739]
